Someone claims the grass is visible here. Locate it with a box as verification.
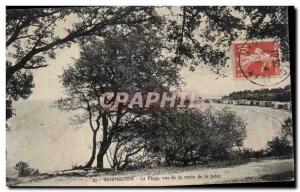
[260,171,294,182]
[225,171,294,184]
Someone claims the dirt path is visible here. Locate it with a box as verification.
[14,158,294,186]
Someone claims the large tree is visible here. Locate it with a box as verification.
[6,6,160,119]
[57,26,179,169]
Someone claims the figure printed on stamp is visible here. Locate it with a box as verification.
[241,48,273,73]
[234,40,281,79]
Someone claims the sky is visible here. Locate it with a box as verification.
[27,44,290,101]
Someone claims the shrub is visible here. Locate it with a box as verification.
[14,161,39,177]
[145,108,247,166]
[109,107,247,169]
[266,136,293,156]
[265,117,293,157]
[230,148,268,161]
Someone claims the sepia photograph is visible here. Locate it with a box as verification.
[5,5,295,187]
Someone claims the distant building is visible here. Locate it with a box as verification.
[219,99,292,111]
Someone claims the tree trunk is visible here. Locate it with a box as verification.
[97,112,109,170]
[97,149,106,170]
[96,107,122,170]
[84,130,97,168]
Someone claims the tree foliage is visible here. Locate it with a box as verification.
[281,117,293,140]
[6,6,160,119]
[57,26,179,169]
[14,161,39,177]
[222,85,291,101]
[266,117,293,157]
[124,108,247,167]
[165,6,290,72]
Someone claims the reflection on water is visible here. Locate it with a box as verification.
[7,100,292,173]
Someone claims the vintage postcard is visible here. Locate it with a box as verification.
[6,6,295,187]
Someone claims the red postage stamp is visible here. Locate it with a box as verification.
[233,39,281,79]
